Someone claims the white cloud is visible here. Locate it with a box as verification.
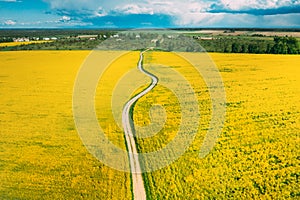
[111,0,212,23]
[43,0,210,15]
[115,4,154,15]
[182,12,300,28]
[2,18,93,28]
[44,0,111,11]
[175,12,223,26]
[42,0,300,26]
[94,7,107,17]
[4,19,16,25]
[262,13,300,27]
[0,0,22,2]
[43,0,300,13]
[61,16,71,21]
[217,0,300,10]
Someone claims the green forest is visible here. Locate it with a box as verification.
[198,36,299,54]
[0,29,299,54]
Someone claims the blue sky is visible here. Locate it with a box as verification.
[0,0,300,28]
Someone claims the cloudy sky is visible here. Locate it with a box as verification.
[0,0,300,28]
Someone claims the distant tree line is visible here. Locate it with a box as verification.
[1,29,299,54]
[0,37,13,43]
[198,36,300,54]
[271,36,299,54]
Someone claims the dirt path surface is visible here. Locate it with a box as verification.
[122,49,157,200]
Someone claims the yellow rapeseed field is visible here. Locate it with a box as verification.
[0,50,299,199]
[134,52,300,199]
[0,41,52,47]
[0,51,132,199]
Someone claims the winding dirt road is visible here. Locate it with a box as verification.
[122,49,158,200]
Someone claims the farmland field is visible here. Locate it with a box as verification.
[0,51,299,199]
[0,41,52,47]
[137,52,300,199]
[0,51,132,199]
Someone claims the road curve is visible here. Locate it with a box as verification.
[122,49,158,200]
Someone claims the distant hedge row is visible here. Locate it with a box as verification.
[1,34,299,54]
[198,36,300,54]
